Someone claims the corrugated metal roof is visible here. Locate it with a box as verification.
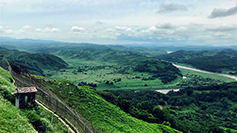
[16,87,37,93]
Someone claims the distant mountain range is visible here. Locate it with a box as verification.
[1,37,236,51]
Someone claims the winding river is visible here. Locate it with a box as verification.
[173,64,237,81]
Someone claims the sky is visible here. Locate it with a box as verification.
[0,0,236,46]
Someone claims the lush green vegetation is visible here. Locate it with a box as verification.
[35,76,181,133]
[0,47,68,76]
[157,49,237,75]
[0,96,37,133]
[0,44,183,90]
[32,45,182,90]
[105,82,237,133]
[0,67,68,133]
[2,38,237,133]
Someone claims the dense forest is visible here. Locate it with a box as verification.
[100,82,237,133]
[157,49,237,75]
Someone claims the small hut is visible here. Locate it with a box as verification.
[11,87,37,109]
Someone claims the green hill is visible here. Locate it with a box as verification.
[0,67,69,133]
[0,47,68,76]
[32,74,181,133]
[0,65,181,132]
[0,67,36,133]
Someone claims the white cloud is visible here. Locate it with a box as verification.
[23,25,30,29]
[115,26,127,31]
[44,27,60,32]
[71,26,85,32]
[19,25,32,33]
[5,29,13,34]
[52,28,60,32]
[205,24,237,32]
[1,0,236,45]
[36,28,42,32]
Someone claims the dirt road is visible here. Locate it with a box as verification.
[35,100,78,133]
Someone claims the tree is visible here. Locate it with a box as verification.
[137,101,153,113]
[152,106,170,122]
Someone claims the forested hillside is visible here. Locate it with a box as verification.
[157,49,237,75]
[105,82,237,133]
[0,47,68,76]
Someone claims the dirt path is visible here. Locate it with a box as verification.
[35,100,78,133]
[173,64,237,81]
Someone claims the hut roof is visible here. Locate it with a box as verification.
[16,87,37,94]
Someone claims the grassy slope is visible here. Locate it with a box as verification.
[0,96,37,133]
[0,67,36,133]
[37,77,181,133]
[0,67,68,133]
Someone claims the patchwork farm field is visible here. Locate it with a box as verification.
[44,61,181,90]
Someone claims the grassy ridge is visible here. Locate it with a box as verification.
[0,96,37,133]
[0,67,68,133]
[35,76,181,133]
[0,67,36,133]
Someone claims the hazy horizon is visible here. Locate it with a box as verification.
[0,0,236,46]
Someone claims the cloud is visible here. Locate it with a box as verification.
[208,4,237,18]
[6,29,13,34]
[156,23,176,29]
[115,26,127,31]
[95,21,104,25]
[23,25,30,29]
[205,25,237,32]
[36,28,42,32]
[157,3,187,13]
[44,27,60,32]
[52,28,60,32]
[71,26,85,32]
[19,25,32,33]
